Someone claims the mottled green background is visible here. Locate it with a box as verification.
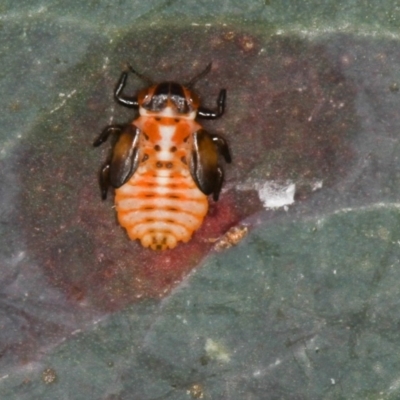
[2,1,400,399]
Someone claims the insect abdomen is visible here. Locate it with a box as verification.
[115,174,208,250]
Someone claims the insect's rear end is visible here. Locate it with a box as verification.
[94,64,231,250]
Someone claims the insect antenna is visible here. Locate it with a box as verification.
[186,62,212,88]
[126,63,154,85]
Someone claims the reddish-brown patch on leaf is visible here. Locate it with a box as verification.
[17,26,358,311]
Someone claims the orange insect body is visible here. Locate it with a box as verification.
[115,114,208,249]
[94,65,231,250]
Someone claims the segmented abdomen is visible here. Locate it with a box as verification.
[114,118,208,250]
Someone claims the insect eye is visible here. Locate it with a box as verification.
[152,95,167,110]
[169,95,188,113]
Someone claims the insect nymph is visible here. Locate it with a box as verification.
[94,63,231,250]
